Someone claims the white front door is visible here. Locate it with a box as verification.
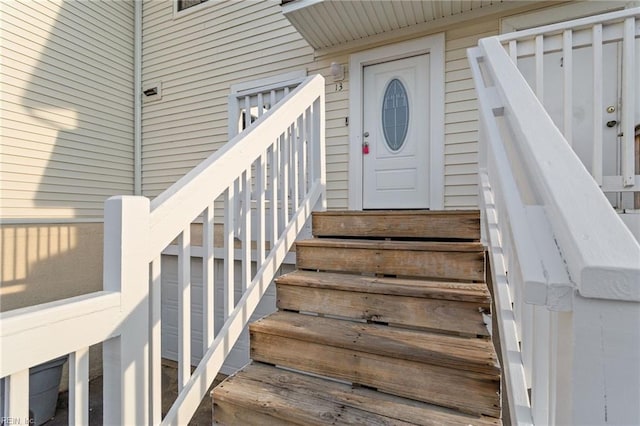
[362,55,430,209]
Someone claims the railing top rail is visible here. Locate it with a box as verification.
[0,291,121,377]
[476,36,640,302]
[148,74,325,255]
[497,6,640,43]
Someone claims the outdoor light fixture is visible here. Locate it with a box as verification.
[142,81,162,102]
[330,62,345,81]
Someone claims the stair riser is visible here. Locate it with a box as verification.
[214,401,300,426]
[296,246,485,281]
[277,284,490,336]
[313,212,480,240]
[213,363,500,426]
[250,333,501,418]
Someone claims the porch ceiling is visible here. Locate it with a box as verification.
[282,0,520,52]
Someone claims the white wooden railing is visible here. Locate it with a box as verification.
[498,8,640,209]
[469,8,640,426]
[0,74,326,425]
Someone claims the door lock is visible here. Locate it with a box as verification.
[363,132,370,138]
[606,106,616,114]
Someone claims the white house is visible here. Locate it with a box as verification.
[1,1,639,424]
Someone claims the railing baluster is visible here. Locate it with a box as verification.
[531,306,551,425]
[521,295,534,389]
[312,95,327,210]
[241,170,251,290]
[244,95,251,129]
[292,120,300,210]
[5,370,29,423]
[562,30,573,147]
[149,256,162,425]
[256,153,266,264]
[224,185,235,319]
[592,24,604,185]
[69,348,89,426]
[622,17,636,187]
[257,93,264,118]
[535,35,544,102]
[508,40,517,62]
[234,176,242,239]
[270,141,279,245]
[281,131,290,226]
[203,204,215,351]
[178,227,191,390]
[302,108,310,195]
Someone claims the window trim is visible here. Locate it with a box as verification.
[173,0,213,19]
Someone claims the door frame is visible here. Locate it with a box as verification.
[348,34,445,210]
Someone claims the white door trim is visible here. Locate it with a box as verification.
[348,34,445,210]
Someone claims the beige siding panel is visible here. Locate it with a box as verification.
[447,131,480,145]
[442,17,498,209]
[2,5,132,74]
[3,146,131,173]
[446,89,479,104]
[446,99,479,114]
[446,142,479,155]
[0,1,134,219]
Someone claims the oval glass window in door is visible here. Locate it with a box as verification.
[382,78,409,151]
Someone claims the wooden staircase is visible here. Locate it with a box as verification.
[212,210,501,425]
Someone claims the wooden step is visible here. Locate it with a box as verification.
[312,210,481,240]
[213,362,501,425]
[295,238,485,281]
[249,312,501,417]
[276,271,491,336]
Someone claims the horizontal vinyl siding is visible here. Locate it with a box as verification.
[141,0,351,210]
[0,1,135,219]
[142,2,559,212]
[443,21,499,209]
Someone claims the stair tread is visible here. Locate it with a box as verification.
[250,311,499,378]
[295,238,485,252]
[313,210,480,217]
[312,210,481,240]
[213,362,501,426]
[276,270,491,303]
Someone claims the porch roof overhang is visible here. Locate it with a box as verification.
[281,0,542,55]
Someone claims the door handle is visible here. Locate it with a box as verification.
[606,120,618,128]
[363,132,369,138]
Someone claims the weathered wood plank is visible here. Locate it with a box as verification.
[214,373,415,425]
[295,239,485,281]
[296,238,485,252]
[276,270,491,303]
[277,284,490,336]
[312,210,481,240]
[213,362,501,425]
[250,333,501,418]
[251,312,498,376]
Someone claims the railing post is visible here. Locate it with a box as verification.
[311,90,326,211]
[569,294,640,425]
[103,195,150,426]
